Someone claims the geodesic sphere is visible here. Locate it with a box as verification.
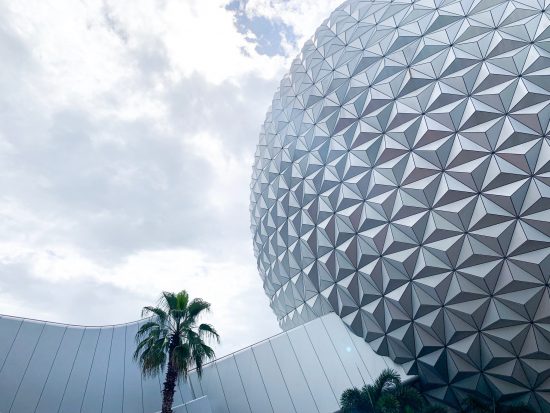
[250,0,550,409]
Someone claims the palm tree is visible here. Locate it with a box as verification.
[340,368,425,413]
[134,290,219,413]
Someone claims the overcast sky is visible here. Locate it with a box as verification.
[0,0,342,356]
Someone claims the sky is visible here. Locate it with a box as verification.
[0,0,342,356]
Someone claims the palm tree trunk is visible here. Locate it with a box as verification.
[161,342,178,413]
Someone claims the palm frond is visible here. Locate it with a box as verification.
[171,343,191,379]
[161,291,178,312]
[360,384,376,412]
[340,387,363,413]
[141,306,168,324]
[373,368,401,399]
[176,290,190,311]
[393,384,423,412]
[186,299,211,322]
[135,321,163,342]
[198,323,220,343]
[377,393,400,413]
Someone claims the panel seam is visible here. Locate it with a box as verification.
[34,326,69,412]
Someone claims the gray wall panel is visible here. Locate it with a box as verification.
[123,322,143,413]
[0,320,44,413]
[321,315,368,386]
[172,379,185,407]
[304,317,353,398]
[35,327,84,413]
[0,317,22,373]
[233,349,273,413]
[270,334,318,413]
[103,325,126,413]
[287,326,339,412]
[141,375,162,413]
[252,341,296,413]
[81,327,113,413]
[178,379,194,405]
[215,356,251,413]
[10,324,65,413]
[199,365,229,413]
[58,327,100,413]
[188,372,203,399]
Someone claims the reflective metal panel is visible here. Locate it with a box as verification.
[215,356,251,413]
[102,325,126,412]
[251,341,296,413]
[304,317,352,398]
[35,327,84,413]
[81,326,113,413]
[10,324,65,413]
[270,334,318,413]
[188,373,203,399]
[233,349,273,413]
[141,372,162,413]
[123,322,143,413]
[178,379,194,405]
[321,315,368,385]
[0,316,22,372]
[286,326,339,412]
[59,327,100,413]
[199,364,229,413]
[0,319,44,413]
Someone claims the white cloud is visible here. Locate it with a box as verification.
[0,0,337,355]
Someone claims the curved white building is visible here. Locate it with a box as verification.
[0,313,407,413]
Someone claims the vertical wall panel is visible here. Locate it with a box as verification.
[304,317,353,398]
[35,327,84,413]
[199,364,229,413]
[287,326,339,412]
[178,378,195,404]
[81,327,113,413]
[321,315,368,386]
[0,317,22,372]
[172,379,185,407]
[59,327,100,413]
[10,324,65,413]
[0,320,44,413]
[102,325,126,413]
[189,372,204,399]
[235,349,273,413]
[142,374,162,413]
[215,356,251,413]
[123,322,143,413]
[185,396,213,413]
[270,335,318,413]
[252,341,296,413]
[233,349,273,413]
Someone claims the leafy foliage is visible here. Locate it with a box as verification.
[340,368,437,413]
[134,290,219,413]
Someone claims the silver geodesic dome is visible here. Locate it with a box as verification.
[250,0,550,409]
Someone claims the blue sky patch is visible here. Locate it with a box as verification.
[226,0,296,57]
